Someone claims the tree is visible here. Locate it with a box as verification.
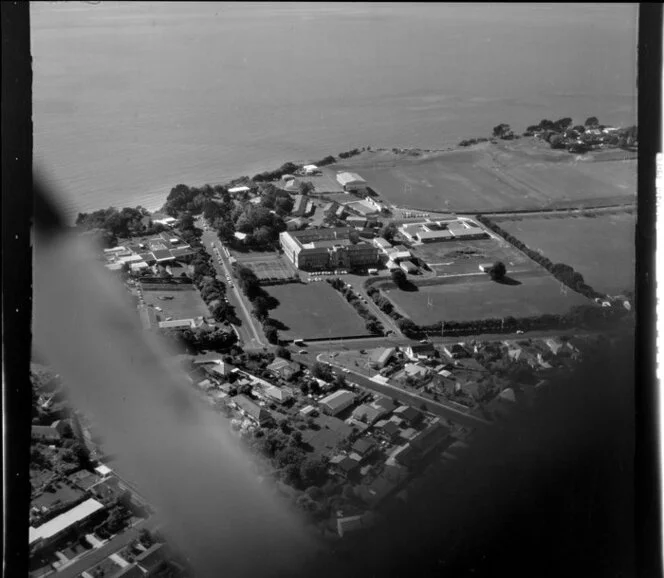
[549,134,566,150]
[584,116,599,128]
[391,268,407,288]
[300,457,328,488]
[265,325,279,345]
[554,117,573,131]
[298,181,315,195]
[397,318,418,337]
[490,261,507,281]
[290,430,303,446]
[381,222,398,243]
[311,362,333,382]
[275,346,291,360]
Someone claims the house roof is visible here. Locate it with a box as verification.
[228,186,251,194]
[369,347,395,365]
[267,358,300,374]
[404,363,429,378]
[135,542,167,570]
[29,498,105,544]
[110,564,145,578]
[233,395,272,422]
[394,405,423,423]
[407,343,435,355]
[265,386,293,402]
[351,404,383,424]
[352,437,377,455]
[319,389,355,411]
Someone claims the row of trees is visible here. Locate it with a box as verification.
[327,278,384,335]
[234,266,283,344]
[162,326,237,353]
[475,215,601,299]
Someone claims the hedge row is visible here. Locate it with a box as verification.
[327,278,384,335]
[475,215,603,300]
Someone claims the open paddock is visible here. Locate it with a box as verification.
[411,237,537,276]
[265,282,372,340]
[333,143,636,212]
[494,211,636,295]
[380,270,592,325]
[142,287,210,319]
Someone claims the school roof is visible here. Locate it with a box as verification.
[29,498,105,544]
[417,229,454,240]
[170,247,196,258]
[158,319,196,330]
[336,172,367,185]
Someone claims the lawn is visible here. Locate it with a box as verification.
[380,270,592,325]
[411,236,537,276]
[333,143,636,212]
[141,287,210,319]
[494,211,636,295]
[265,283,371,340]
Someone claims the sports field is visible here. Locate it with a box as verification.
[380,271,592,325]
[334,143,636,212]
[494,211,636,295]
[265,282,371,339]
[243,257,298,282]
[142,287,210,319]
[411,236,537,276]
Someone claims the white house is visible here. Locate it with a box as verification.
[302,164,320,175]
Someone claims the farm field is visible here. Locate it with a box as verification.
[494,212,636,295]
[380,270,592,325]
[141,288,210,319]
[265,282,371,340]
[333,142,636,212]
[410,236,536,276]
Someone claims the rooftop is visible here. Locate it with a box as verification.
[337,172,366,185]
[30,498,105,545]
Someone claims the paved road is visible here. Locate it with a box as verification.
[289,326,607,355]
[289,351,488,429]
[56,516,162,578]
[198,225,265,349]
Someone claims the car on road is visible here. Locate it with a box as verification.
[298,350,307,354]
[419,339,429,344]
[516,330,525,335]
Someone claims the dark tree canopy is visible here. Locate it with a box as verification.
[490,261,507,281]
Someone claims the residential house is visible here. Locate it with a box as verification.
[135,543,168,576]
[374,419,401,441]
[264,385,294,405]
[403,363,430,380]
[330,455,361,480]
[231,395,274,427]
[393,405,424,426]
[266,357,301,381]
[368,347,395,369]
[110,565,145,578]
[403,343,436,361]
[205,362,236,380]
[443,343,470,359]
[319,390,356,416]
[336,512,375,538]
[351,438,378,460]
[544,337,565,355]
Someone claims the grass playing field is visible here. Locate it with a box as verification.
[265,282,371,339]
[333,141,636,213]
[142,288,210,319]
[411,236,537,276]
[380,270,592,325]
[494,211,636,295]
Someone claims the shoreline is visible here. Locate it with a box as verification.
[71,127,637,221]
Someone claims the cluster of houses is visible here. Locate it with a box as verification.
[103,232,196,274]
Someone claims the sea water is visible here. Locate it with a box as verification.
[31,2,637,222]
